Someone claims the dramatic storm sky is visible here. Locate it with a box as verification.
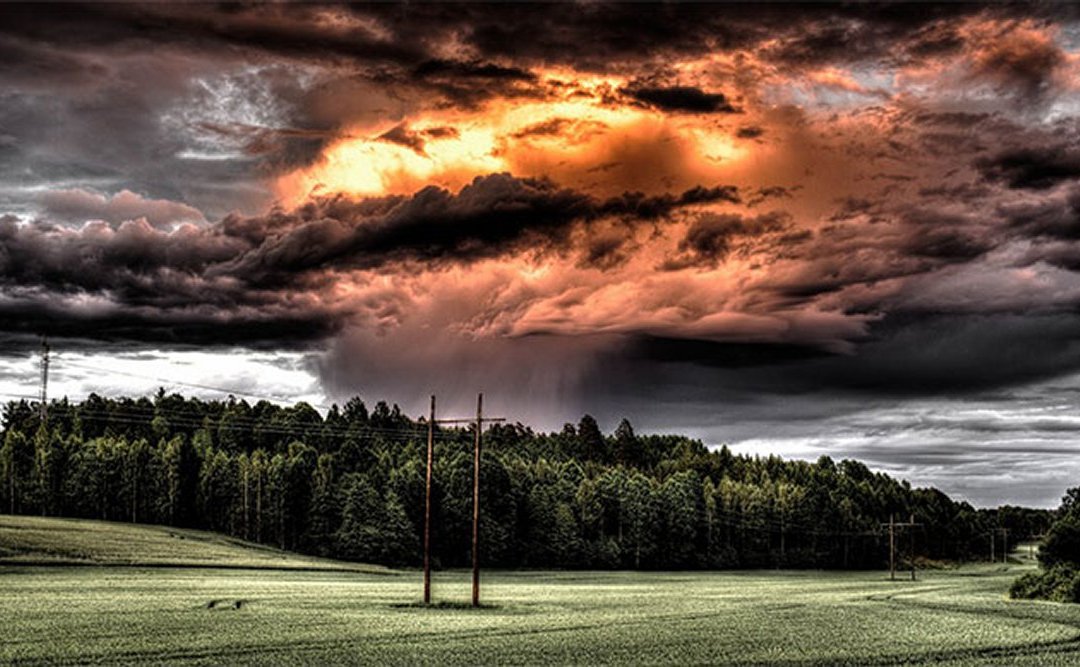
[2,3,1080,507]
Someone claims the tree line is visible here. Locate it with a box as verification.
[0,391,1053,569]
[1011,488,1080,603]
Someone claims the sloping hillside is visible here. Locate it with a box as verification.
[0,514,391,572]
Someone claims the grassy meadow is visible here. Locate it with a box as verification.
[3,517,1080,665]
[0,514,387,572]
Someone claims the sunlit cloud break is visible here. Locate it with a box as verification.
[1,3,1079,505]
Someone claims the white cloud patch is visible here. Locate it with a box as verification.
[0,347,328,412]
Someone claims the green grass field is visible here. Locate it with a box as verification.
[0,515,388,572]
[2,517,1079,665]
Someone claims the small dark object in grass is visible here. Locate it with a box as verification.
[391,600,499,610]
[205,599,248,610]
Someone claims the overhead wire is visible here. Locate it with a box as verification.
[58,358,335,411]
[7,351,950,546]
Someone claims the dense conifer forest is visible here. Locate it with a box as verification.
[0,393,1053,569]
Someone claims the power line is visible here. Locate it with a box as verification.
[881,514,921,581]
[0,393,42,401]
[16,400,496,447]
[58,359,332,411]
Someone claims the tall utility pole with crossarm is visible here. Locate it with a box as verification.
[420,394,504,607]
[882,514,921,581]
[423,395,435,605]
[470,393,504,607]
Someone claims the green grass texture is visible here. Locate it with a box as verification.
[0,514,389,572]
[1,516,1076,665]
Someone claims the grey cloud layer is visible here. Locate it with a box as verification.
[0,175,738,344]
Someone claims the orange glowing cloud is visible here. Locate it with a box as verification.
[274,68,754,205]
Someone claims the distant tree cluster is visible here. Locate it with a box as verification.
[0,392,1051,570]
[1012,488,1080,602]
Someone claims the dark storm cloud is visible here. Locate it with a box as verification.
[0,1,1053,227]
[0,215,249,304]
[404,58,544,108]
[622,85,740,114]
[412,59,536,82]
[0,4,1013,81]
[0,301,341,350]
[747,186,797,207]
[1,2,1078,510]
[0,176,739,346]
[604,312,1080,399]
[0,4,424,66]
[377,123,427,155]
[662,211,792,269]
[760,4,976,67]
[765,20,890,67]
[374,3,1027,73]
[976,146,1080,190]
[1002,187,1080,240]
[900,225,990,261]
[627,336,829,369]
[227,175,741,284]
[893,208,992,262]
[810,313,1080,395]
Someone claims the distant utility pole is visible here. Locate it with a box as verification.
[888,514,895,580]
[881,513,920,581]
[38,337,50,423]
[990,531,995,563]
[419,394,504,607]
[1000,528,1009,564]
[423,395,435,605]
[471,393,505,608]
[909,514,916,581]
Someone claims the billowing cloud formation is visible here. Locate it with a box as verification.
[0,175,738,341]
[38,189,207,228]
[1,2,1080,504]
[977,146,1080,190]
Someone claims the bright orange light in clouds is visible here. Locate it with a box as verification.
[284,124,504,199]
[275,69,752,204]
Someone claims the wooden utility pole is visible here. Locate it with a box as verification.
[472,393,482,607]
[888,514,895,580]
[990,531,995,563]
[1000,528,1009,564]
[470,393,505,608]
[7,448,13,515]
[242,461,249,540]
[909,513,916,581]
[881,514,920,581]
[423,395,435,605]
[255,463,262,543]
[419,395,504,607]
